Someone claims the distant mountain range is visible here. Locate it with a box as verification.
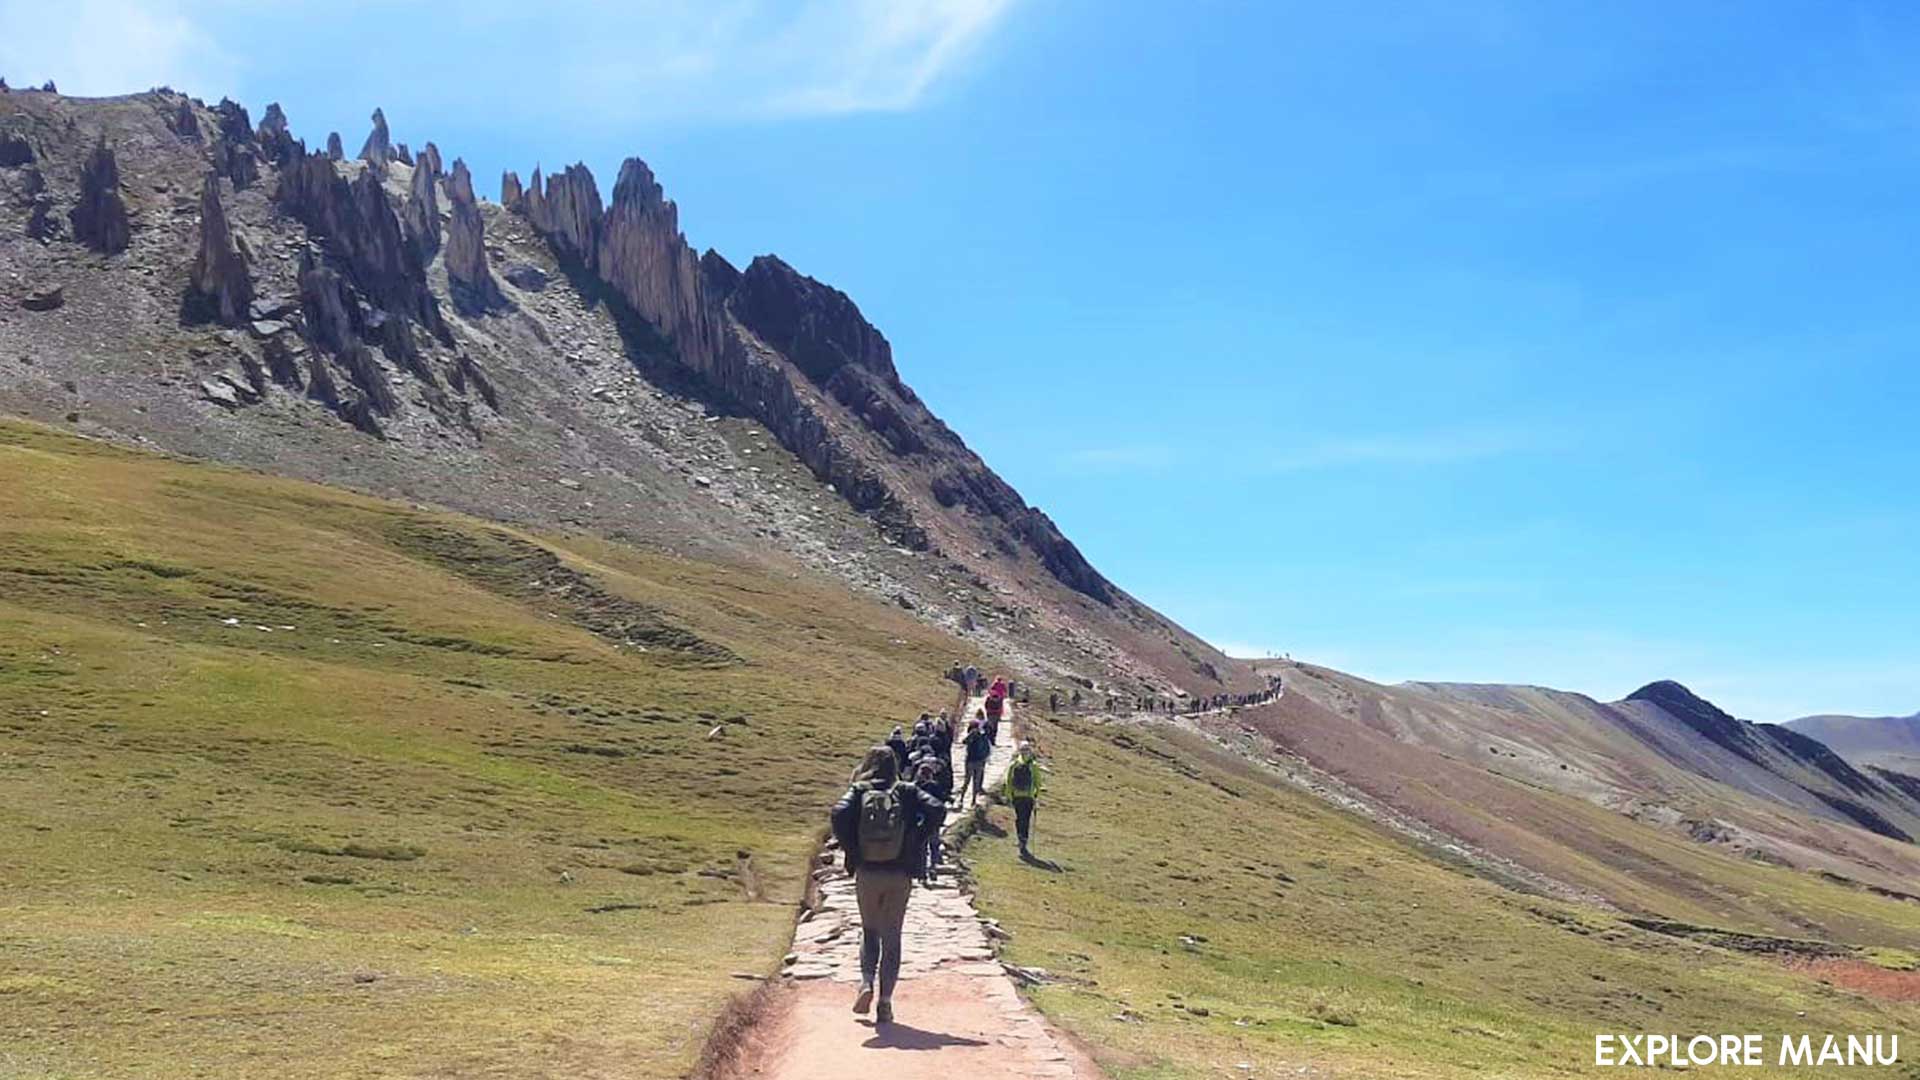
[1785,710,1920,782]
[1245,662,1920,934]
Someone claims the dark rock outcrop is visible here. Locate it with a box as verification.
[394,142,414,166]
[69,140,131,253]
[502,263,546,292]
[1629,681,1758,762]
[443,158,501,310]
[14,162,56,240]
[359,108,392,170]
[209,98,259,189]
[403,150,439,260]
[295,249,394,435]
[295,249,357,353]
[256,103,297,165]
[700,248,741,302]
[186,172,252,325]
[277,150,446,341]
[418,142,442,180]
[731,254,900,388]
[170,98,200,140]
[22,285,63,311]
[326,132,344,161]
[500,170,523,210]
[0,132,32,166]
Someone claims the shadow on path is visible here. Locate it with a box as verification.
[861,1021,991,1051]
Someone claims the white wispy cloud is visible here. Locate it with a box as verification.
[0,0,239,97]
[767,0,1018,114]
[0,0,1017,120]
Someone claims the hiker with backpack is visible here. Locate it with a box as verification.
[1002,741,1045,857]
[886,726,911,775]
[831,747,949,1025]
[957,716,992,807]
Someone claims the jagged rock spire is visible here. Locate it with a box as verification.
[444,158,502,311]
[69,139,130,253]
[359,107,392,170]
[597,157,720,370]
[394,142,414,166]
[403,148,439,260]
[527,162,600,265]
[419,141,443,180]
[500,169,523,210]
[187,172,252,325]
[209,97,259,189]
[170,97,200,140]
[256,102,297,165]
[326,132,344,161]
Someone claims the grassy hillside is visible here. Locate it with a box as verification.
[0,420,980,1079]
[968,715,1920,1079]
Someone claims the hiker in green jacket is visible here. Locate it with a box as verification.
[1002,741,1045,856]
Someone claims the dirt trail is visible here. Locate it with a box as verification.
[733,696,1101,1079]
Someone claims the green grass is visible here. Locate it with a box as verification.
[9,418,1920,1079]
[0,420,988,1079]
[968,717,1920,1079]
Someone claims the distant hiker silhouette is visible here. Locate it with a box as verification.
[831,747,947,1025]
[947,661,970,715]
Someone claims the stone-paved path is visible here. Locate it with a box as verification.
[742,697,1100,1079]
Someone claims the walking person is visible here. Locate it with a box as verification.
[948,661,972,717]
[830,747,947,1025]
[1002,741,1045,857]
[957,716,992,807]
[886,725,911,775]
[913,757,950,885]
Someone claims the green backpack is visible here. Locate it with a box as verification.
[857,783,908,863]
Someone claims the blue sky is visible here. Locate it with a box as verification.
[6,1,1918,720]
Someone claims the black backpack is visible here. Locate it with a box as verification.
[856,783,908,863]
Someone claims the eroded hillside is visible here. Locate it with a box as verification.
[0,87,1244,702]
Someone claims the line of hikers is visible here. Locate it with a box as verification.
[829,670,1045,1026]
[1044,677,1283,716]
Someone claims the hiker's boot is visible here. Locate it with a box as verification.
[875,1000,895,1025]
[852,983,874,1014]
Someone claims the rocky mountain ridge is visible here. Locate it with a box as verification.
[0,86,1244,697]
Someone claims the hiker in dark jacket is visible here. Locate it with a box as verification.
[886,726,911,774]
[913,757,950,885]
[930,715,955,796]
[831,747,948,1025]
[957,717,992,807]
